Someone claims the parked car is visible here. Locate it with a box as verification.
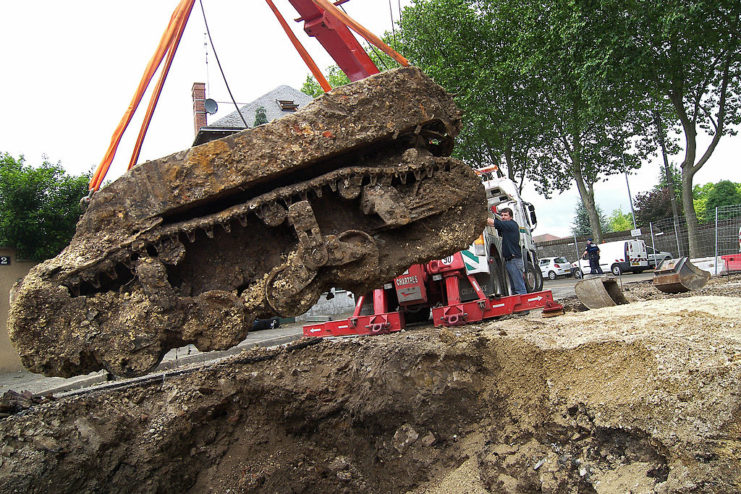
[252,316,281,331]
[577,239,649,276]
[646,246,673,268]
[539,256,573,280]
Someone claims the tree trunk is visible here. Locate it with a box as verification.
[671,94,701,258]
[681,165,700,257]
[573,166,603,243]
[654,112,681,224]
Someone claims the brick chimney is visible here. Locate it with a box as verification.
[191,82,207,137]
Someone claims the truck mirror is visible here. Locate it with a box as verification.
[526,202,537,228]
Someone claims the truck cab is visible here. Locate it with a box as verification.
[474,166,543,293]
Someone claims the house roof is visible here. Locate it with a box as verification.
[193,85,313,146]
[210,85,313,128]
[533,233,562,243]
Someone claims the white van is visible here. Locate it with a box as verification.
[578,239,649,276]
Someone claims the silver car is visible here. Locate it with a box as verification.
[646,246,673,268]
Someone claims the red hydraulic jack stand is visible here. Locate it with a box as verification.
[303,256,563,338]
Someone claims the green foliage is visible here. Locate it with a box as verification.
[398,0,647,242]
[301,66,351,98]
[608,207,634,232]
[253,106,268,127]
[571,202,609,237]
[0,153,90,261]
[399,0,548,185]
[693,180,741,222]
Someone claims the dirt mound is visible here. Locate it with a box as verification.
[1,278,740,493]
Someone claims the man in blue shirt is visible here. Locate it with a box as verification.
[487,208,528,295]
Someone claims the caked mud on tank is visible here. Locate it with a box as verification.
[8,67,486,378]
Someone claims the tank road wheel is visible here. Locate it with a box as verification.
[264,262,321,317]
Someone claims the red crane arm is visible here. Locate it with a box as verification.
[287,0,380,81]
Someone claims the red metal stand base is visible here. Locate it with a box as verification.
[303,290,562,336]
[431,290,556,327]
[303,311,405,337]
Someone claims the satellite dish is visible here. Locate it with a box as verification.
[204,98,218,115]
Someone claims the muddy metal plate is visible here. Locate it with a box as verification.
[574,276,628,310]
[653,257,710,293]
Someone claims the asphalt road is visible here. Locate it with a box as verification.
[542,271,656,299]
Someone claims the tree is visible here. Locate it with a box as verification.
[633,166,684,225]
[693,180,741,222]
[301,65,351,98]
[253,106,268,127]
[608,208,634,232]
[634,187,679,226]
[399,0,547,189]
[0,153,90,261]
[571,202,609,237]
[400,0,647,242]
[613,0,741,256]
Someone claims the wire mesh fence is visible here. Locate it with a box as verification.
[646,204,741,259]
[537,203,741,266]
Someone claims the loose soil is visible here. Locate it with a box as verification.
[1,275,740,493]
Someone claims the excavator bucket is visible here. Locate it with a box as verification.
[8,67,487,378]
[652,257,710,293]
[574,276,628,310]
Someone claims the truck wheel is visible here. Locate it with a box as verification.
[525,261,544,292]
[548,271,557,280]
[611,264,622,276]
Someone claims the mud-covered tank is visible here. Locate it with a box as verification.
[8,67,487,377]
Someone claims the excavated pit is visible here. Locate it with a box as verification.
[2,279,741,493]
[8,67,488,378]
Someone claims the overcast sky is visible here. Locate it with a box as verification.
[1,0,739,238]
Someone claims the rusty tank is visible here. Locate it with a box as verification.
[8,67,487,378]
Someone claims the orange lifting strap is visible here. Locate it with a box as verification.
[90,0,409,193]
[265,0,332,93]
[89,0,195,192]
[311,0,408,67]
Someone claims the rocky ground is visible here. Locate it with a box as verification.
[1,274,740,493]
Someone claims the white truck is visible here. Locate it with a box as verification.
[463,166,544,295]
[577,239,649,276]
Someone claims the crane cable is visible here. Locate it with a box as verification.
[89,0,195,192]
[198,0,249,129]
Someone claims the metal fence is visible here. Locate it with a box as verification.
[537,203,741,265]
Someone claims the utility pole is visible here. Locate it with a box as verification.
[622,154,637,230]
[625,172,637,230]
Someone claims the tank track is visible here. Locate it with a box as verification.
[8,67,487,378]
[57,154,453,297]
